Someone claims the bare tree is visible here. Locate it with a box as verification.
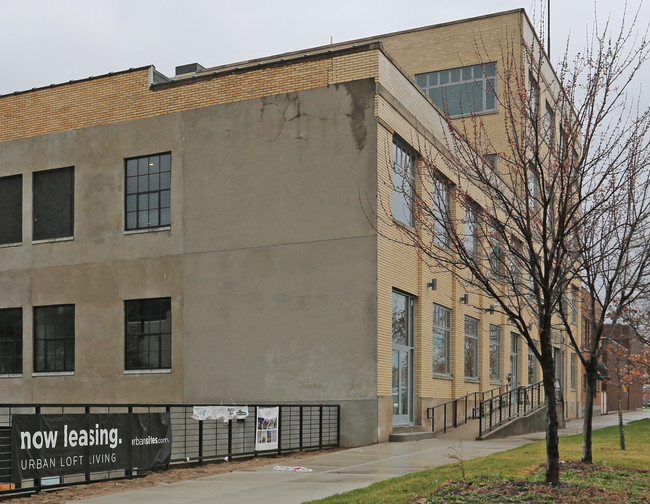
[554,6,650,464]
[377,4,650,485]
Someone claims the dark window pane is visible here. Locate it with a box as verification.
[138,158,149,176]
[125,153,171,231]
[149,173,160,191]
[126,194,137,212]
[126,177,138,194]
[126,159,138,177]
[160,172,171,190]
[149,156,160,173]
[0,175,22,245]
[33,167,74,240]
[160,154,171,172]
[160,190,171,208]
[33,304,74,372]
[160,208,170,226]
[124,298,171,370]
[0,308,22,374]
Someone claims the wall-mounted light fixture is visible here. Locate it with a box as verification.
[460,293,469,304]
[427,279,437,290]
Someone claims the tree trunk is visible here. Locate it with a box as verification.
[618,393,626,450]
[582,365,596,463]
[542,365,560,485]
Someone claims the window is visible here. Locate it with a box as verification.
[489,324,501,381]
[33,167,74,241]
[433,176,450,246]
[465,203,479,257]
[433,304,451,375]
[391,138,415,226]
[125,298,172,370]
[484,154,497,170]
[0,175,22,245]
[464,316,479,379]
[489,224,504,278]
[511,237,523,290]
[0,308,22,374]
[33,305,75,373]
[570,353,577,390]
[125,153,171,231]
[545,101,555,144]
[529,74,539,120]
[528,343,538,384]
[528,162,540,210]
[416,63,497,116]
[570,287,578,324]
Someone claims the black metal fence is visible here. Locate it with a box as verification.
[426,384,509,435]
[478,381,544,437]
[0,403,340,497]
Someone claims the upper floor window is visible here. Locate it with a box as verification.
[0,175,22,245]
[125,297,172,371]
[529,74,539,120]
[33,167,74,241]
[489,223,505,278]
[416,63,497,117]
[432,303,451,375]
[392,138,415,226]
[545,101,555,145]
[489,324,502,381]
[125,153,171,231]
[465,203,479,257]
[0,308,22,374]
[433,176,451,246]
[464,315,480,379]
[34,304,75,373]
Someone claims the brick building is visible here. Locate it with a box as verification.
[602,324,645,412]
[0,9,582,446]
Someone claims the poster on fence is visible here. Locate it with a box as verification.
[255,407,279,451]
[191,406,249,423]
[11,413,172,481]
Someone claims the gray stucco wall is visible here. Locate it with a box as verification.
[0,79,379,446]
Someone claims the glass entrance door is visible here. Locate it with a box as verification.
[392,291,414,425]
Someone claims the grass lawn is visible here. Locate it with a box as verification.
[306,418,650,504]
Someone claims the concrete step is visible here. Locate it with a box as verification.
[389,427,436,442]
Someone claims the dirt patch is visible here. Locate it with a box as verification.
[412,461,650,504]
[1,449,337,503]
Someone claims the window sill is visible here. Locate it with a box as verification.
[464,378,480,383]
[32,371,74,377]
[0,373,22,378]
[0,242,22,248]
[448,108,499,119]
[32,236,74,245]
[392,217,415,230]
[123,368,171,375]
[124,226,171,236]
[433,373,453,380]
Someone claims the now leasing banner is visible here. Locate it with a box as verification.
[11,413,172,481]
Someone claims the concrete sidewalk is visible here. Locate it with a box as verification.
[72,409,649,504]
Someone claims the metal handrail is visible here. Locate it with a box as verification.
[426,384,509,434]
[477,381,544,437]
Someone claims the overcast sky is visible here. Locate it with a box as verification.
[0,0,648,97]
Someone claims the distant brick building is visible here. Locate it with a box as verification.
[602,324,645,412]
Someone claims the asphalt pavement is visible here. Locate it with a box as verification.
[70,409,650,504]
